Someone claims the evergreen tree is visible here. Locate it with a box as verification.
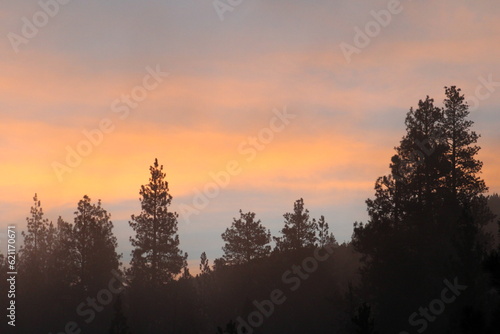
[73,195,120,292]
[390,96,449,217]
[221,210,271,265]
[443,86,487,201]
[40,216,79,330]
[51,216,78,288]
[18,194,71,332]
[274,198,317,251]
[199,252,212,275]
[315,215,337,248]
[129,159,187,286]
[19,194,52,279]
[197,251,212,320]
[352,87,494,333]
[213,257,227,271]
[181,265,192,280]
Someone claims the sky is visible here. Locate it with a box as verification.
[1,0,499,273]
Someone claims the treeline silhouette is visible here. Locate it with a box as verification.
[1,86,500,333]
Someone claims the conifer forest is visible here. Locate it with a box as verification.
[1,1,500,333]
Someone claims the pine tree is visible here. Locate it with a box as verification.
[391,96,449,216]
[197,251,212,316]
[316,215,337,248]
[274,198,317,251]
[18,194,66,332]
[51,216,78,288]
[221,210,271,265]
[129,159,187,286]
[352,87,494,333]
[213,257,227,271]
[199,252,212,275]
[180,265,192,280]
[73,195,120,292]
[443,86,487,201]
[19,194,52,278]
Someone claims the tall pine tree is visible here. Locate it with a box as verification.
[19,194,53,279]
[353,87,494,333]
[18,194,55,332]
[442,86,487,201]
[129,159,187,286]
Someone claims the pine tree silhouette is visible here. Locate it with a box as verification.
[129,158,186,287]
[221,210,271,264]
[274,198,317,251]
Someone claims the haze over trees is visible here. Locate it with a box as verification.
[13,194,122,333]
[2,86,499,333]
